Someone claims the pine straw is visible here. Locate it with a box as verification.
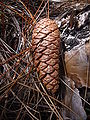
[0,0,90,120]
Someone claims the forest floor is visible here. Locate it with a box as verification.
[0,0,90,120]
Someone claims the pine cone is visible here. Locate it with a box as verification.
[32,18,61,94]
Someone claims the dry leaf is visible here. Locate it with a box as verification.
[65,42,90,88]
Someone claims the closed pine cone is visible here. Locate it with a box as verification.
[32,18,61,94]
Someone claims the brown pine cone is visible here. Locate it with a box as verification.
[32,18,61,94]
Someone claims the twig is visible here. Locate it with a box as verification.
[48,0,49,19]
